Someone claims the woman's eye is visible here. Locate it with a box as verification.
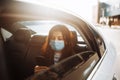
[51,36,63,40]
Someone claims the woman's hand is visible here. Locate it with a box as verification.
[34,65,49,73]
[33,65,59,80]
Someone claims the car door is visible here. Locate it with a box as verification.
[27,51,99,80]
[60,51,99,80]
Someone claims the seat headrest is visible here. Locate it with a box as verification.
[71,31,78,46]
[30,34,46,46]
[14,28,31,43]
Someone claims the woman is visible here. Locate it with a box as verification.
[35,24,75,73]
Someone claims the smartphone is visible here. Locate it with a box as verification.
[36,56,48,66]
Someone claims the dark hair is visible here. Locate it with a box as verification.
[41,24,74,61]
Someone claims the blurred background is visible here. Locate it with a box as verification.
[12,0,120,28]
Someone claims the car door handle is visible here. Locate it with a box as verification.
[112,74,117,80]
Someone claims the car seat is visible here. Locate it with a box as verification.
[71,31,89,53]
[5,28,32,80]
[24,34,46,78]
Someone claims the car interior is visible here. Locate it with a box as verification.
[0,20,94,80]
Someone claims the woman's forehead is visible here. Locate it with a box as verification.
[52,31,63,36]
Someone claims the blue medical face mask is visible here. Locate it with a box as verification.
[50,40,65,51]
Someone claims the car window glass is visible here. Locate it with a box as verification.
[1,28,12,42]
[19,21,81,35]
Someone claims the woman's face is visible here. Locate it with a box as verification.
[49,31,65,52]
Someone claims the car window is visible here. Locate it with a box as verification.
[19,21,81,35]
[1,28,12,42]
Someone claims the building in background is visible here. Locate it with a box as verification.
[99,0,120,27]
